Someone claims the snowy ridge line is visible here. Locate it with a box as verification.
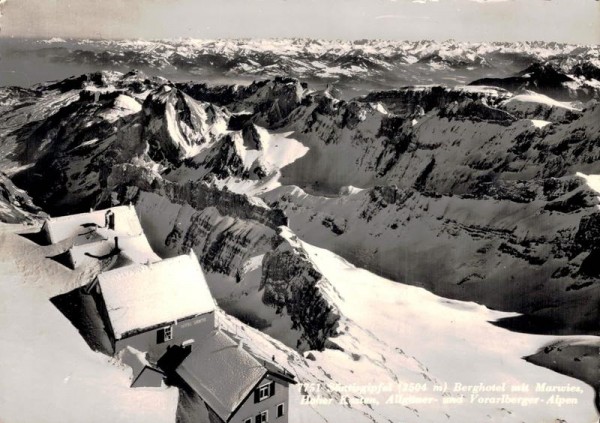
[34,37,600,56]
[107,164,288,230]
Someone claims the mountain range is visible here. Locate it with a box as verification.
[2,37,600,94]
[1,38,599,422]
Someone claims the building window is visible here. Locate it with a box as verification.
[259,384,271,401]
[157,325,173,344]
[277,403,284,418]
[253,410,268,423]
[254,381,275,403]
[259,410,268,423]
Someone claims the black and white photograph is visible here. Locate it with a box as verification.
[0,1,599,422]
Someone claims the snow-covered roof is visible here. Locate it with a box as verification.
[176,331,267,422]
[97,252,215,339]
[69,239,113,268]
[118,235,162,265]
[43,205,143,244]
[69,234,161,269]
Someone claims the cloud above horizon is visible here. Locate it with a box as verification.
[0,0,598,43]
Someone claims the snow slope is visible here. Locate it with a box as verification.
[0,224,178,423]
[500,91,581,121]
[290,229,598,423]
[216,228,599,423]
[168,127,309,197]
[501,91,580,112]
[578,172,600,199]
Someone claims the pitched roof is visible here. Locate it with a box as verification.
[97,252,215,339]
[43,205,142,244]
[176,331,267,422]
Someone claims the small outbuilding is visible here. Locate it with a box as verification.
[119,346,165,388]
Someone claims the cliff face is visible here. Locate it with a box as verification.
[360,85,512,116]
[280,90,599,197]
[141,85,231,164]
[178,76,305,128]
[107,163,287,230]
[0,173,47,223]
[132,189,338,351]
[260,231,340,351]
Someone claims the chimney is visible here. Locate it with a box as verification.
[238,340,244,351]
[182,339,194,351]
[114,236,120,251]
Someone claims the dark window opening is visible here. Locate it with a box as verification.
[157,325,173,344]
[256,410,268,423]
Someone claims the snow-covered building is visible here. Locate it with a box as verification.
[42,205,142,244]
[41,205,160,269]
[90,251,216,359]
[176,330,296,423]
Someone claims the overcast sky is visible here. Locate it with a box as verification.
[1,0,599,43]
